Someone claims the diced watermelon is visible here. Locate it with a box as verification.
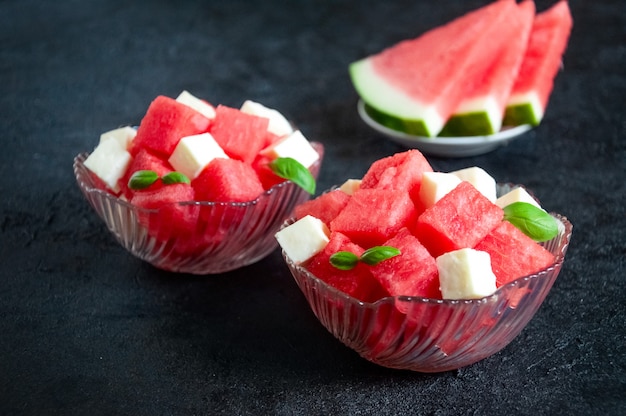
[349,0,517,137]
[251,153,288,190]
[210,105,270,164]
[439,0,536,136]
[192,157,264,203]
[370,228,440,299]
[305,232,388,303]
[363,301,410,359]
[130,183,199,241]
[130,95,212,157]
[360,149,433,205]
[294,189,351,225]
[475,220,556,287]
[330,188,418,248]
[503,0,573,126]
[415,181,503,258]
[118,148,173,199]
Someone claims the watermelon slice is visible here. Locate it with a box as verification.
[439,1,536,136]
[349,0,517,137]
[503,0,573,127]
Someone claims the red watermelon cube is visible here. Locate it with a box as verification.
[305,232,388,303]
[360,149,433,206]
[193,157,264,203]
[130,95,212,157]
[251,153,287,190]
[370,228,441,299]
[330,188,418,248]
[210,105,270,164]
[294,189,351,225]
[118,148,173,199]
[475,220,556,287]
[415,181,503,258]
[130,183,199,242]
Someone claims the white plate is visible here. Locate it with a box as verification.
[357,100,532,158]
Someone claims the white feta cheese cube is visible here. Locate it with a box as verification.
[275,215,330,264]
[495,186,543,210]
[99,126,137,150]
[240,100,294,137]
[339,179,361,195]
[83,139,132,193]
[419,172,462,209]
[168,133,228,180]
[450,166,497,202]
[263,130,319,168]
[176,90,216,119]
[436,248,497,300]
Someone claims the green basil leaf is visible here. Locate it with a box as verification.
[269,157,316,195]
[329,251,359,271]
[503,202,559,242]
[162,171,190,185]
[360,246,401,266]
[128,170,158,190]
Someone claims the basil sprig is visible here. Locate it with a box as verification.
[162,171,190,185]
[503,202,559,242]
[269,157,316,195]
[128,170,159,190]
[127,170,190,190]
[330,246,401,271]
[329,251,359,270]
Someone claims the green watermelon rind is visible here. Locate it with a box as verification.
[363,103,431,137]
[438,111,499,137]
[349,59,440,137]
[503,102,542,127]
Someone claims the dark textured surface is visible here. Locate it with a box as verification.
[1,0,625,414]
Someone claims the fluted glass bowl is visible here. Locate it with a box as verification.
[280,184,572,372]
[74,142,323,274]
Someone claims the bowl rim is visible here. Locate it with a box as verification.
[282,211,572,308]
[73,141,323,213]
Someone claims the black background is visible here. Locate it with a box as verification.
[1,1,624,415]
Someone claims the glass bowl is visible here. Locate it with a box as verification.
[280,185,572,372]
[74,142,323,275]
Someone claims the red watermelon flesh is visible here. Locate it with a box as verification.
[118,148,173,199]
[293,189,351,225]
[130,95,212,157]
[504,0,573,126]
[251,153,288,190]
[415,181,503,258]
[305,232,389,303]
[364,300,411,359]
[475,220,556,287]
[210,105,270,164]
[130,183,199,242]
[370,228,440,299]
[350,0,518,137]
[330,188,418,249]
[360,149,433,206]
[192,157,264,203]
[439,0,536,136]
